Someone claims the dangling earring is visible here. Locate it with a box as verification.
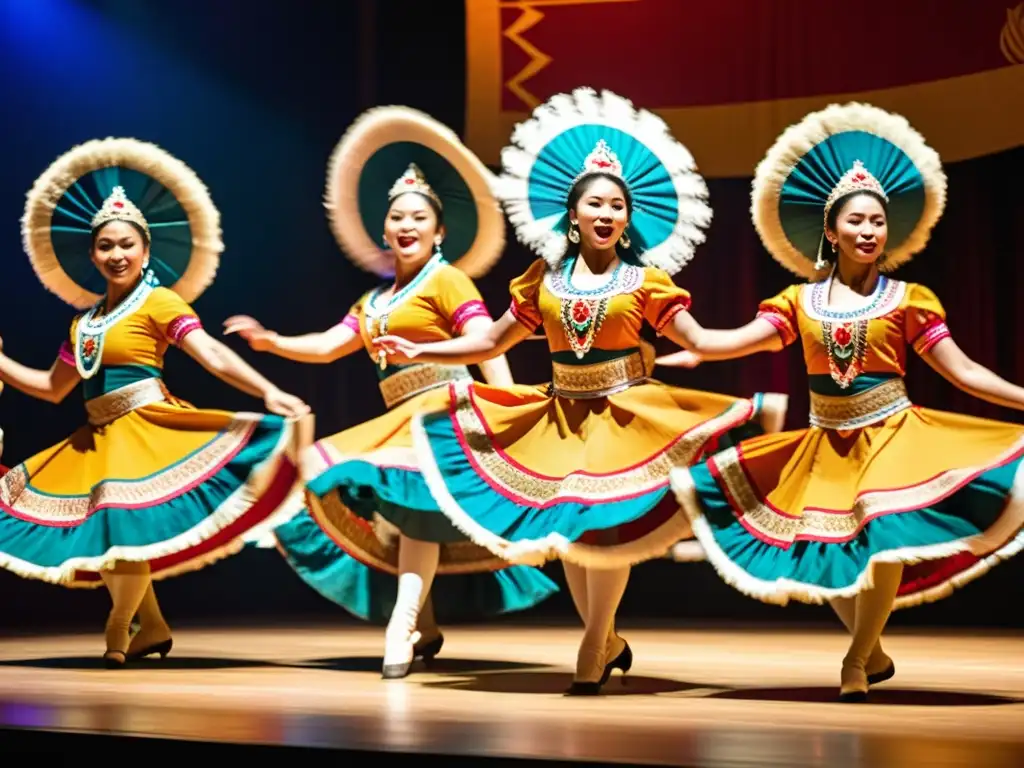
[382,234,389,248]
[814,233,828,271]
[619,232,631,249]
[831,240,838,254]
[433,238,444,257]
[567,221,580,244]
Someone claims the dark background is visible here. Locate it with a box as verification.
[0,0,1021,633]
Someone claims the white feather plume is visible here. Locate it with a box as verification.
[496,86,712,275]
[22,137,222,309]
[752,102,947,280]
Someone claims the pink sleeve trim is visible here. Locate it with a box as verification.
[912,321,951,355]
[756,310,797,347]
[654,297,691,333]
[340,314,361,333]
[166,315,203,346]
[57,340,75,366]
[451,300,490,333]
[509,300,540,333]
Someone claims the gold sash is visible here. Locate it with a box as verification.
[379,364,473,409]
[85,378,166,426]
[809,378,912,431]
[550,348,651,399]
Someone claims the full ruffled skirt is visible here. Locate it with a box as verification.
[412,379,786,568]
[0,401,298,587]
[274,508,558,621]
[670,406,1024,608]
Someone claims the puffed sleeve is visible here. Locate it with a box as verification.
[904,283,950,356]
[337,293,365,334]
[507,258,547,333]
[641,268,692,333]
[755,284,802,348]
[431,266,492,333]
[56,316,79,367]
[147,288,203,346]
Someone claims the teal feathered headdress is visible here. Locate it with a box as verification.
[751,102,947,279]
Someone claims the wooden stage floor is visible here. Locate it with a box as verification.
[0,623,1022,766]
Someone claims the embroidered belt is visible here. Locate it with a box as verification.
[809,377,911,431]
[379,364,473,409]
[85,377,166,426]
[551,350,649,399]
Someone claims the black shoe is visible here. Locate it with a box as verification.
[839,689,868,703]
[867,661,895,686]
[126,637,173,662]
[103,651,126,669]
[564,681,603,696]
[414,633,444,664]
[599,639,632,685]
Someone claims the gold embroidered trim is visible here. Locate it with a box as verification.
[551,350,650,399]
[809,378,912,430]
[1,421,258,523]
[711,436,1024,543]
[449,378,753,505]
[85,378,167,426]
[379,364,472,409]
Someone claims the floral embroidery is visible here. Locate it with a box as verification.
[821,319,868,388]
[561,297,608,358]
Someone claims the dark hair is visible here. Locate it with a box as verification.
[566,172,633,219]
[388,191,445,228]
[563,172,638,264]
[820,190,888,266]
[825,190,888,232]
[90,219,150,248]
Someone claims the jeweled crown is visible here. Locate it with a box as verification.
[91,186,150,237]
[823,160,889,219]
[388,163,442,209]
[571,139,624,187]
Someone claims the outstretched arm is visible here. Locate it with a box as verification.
[460,315,515,386]
[0,342,80,403]
[657,311,782,366]
[373,311,531,368]
[180,329,310,418]
[924,337,1024,412]
[223,315,363,364]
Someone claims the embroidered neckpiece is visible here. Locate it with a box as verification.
[74,271,159,380]
[364,252,445,369]
[811,271,890,388]
[548,258,642,359]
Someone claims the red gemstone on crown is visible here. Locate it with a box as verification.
[113,202,124,208]
[404,178,414,184]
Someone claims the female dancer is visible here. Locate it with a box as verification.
[373,88,788,694]
[0,138,309,666]
[224,107,558,676]
[663,103,1024,701]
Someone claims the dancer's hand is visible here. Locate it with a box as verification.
[223,315,277,352]
[655,350,702,369]
[264,388,311,419]
[372,335,422,365]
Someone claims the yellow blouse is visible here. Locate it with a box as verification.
[59,287,202,372]
[340,261,490,362]
[509,258,690,358]
[757,275,949,384]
